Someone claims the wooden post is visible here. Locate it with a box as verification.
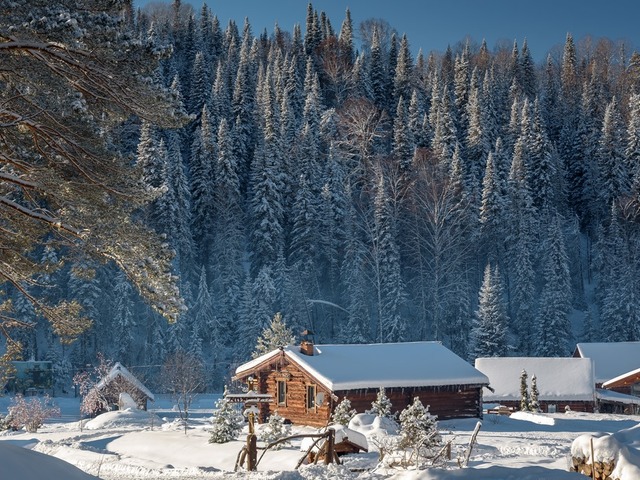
[246,411,257,471]
[325,429,335,465]
[590,437,595,480]
[463,421,482,467]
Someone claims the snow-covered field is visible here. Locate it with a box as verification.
[1,394,639,479]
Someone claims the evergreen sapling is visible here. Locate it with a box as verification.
[259,411,290,448]
[209,391,244,443]
[398,397,441,453]
[332,397,357,426]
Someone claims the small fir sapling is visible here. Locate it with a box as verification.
[332,397,357,426]
[529,374,541,412]
[520,369,531,412]
[398,397,441,452]
[7,395,61,433]
[209,391,244,443]
[259,411,290,448]
[370,387,393,418]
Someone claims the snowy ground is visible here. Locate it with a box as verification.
[1,394,638,479]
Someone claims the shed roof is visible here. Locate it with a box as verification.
[475,357,595,402]
[602,367,640,390]
[235,341,489,391]
[96,362,154,401]
[575,342,640,384]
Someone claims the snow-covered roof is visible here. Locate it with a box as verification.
[602,367,640,390]
[475,357,595,402]
[95,362,155,401]
[235,342,489,391]
[596,388,640,406]
[575,342,640,384]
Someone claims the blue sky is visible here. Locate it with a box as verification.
[137,0,640,63]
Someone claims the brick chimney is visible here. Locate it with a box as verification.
[300,329,315,356]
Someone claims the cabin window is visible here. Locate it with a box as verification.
[306,384,316,411]
[277,380,287,406]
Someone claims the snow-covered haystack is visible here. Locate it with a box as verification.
[83,408,162,430]
[571,424,640,479]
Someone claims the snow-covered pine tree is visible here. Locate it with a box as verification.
[535,213,572,356]
[259,411,290,447]
[252,312,297,359]
[209,390,244,443]
[597,97,629,217]
[519,369,530,412]
[398,397,441,454]
[529,375,540,412]
[332,397,357,426]
[472,263,511,359]
[370,387,393,418]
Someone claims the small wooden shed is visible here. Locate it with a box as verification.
[94,362,154,412]
[233,341,489,427]
[475,357,596,413]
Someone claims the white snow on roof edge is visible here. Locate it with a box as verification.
[95,362,155,401]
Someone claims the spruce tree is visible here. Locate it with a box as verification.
[209,391,244,443]
[252,312,297,358]
[519,369,530,412]
[370,387,393,418]
[529,375,540,412]
[332,397,357,426]
[398,397,441,454]
[535,214,572,356]
[472,264,510,359]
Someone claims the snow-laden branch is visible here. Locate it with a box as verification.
[0,196,85,237]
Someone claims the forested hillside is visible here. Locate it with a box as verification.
[5,0,640,391]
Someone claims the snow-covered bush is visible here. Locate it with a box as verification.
[259,411,290,448]
[398,397,441,453]
[369,387,393,419]
[7,395,60,433]
[209,395,244,443]
[331,397,356,426]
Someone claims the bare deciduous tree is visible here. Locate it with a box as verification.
[162,351,205,434]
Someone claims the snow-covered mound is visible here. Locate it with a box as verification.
[0,442,99,480]
[349,413,399,437]
[571,423,640,479]
[83,408,162,430]
[510,411,556,426]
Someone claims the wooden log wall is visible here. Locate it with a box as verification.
[256,359,332,427]
[334,385,484,420]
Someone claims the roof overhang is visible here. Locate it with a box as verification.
[603,367,640,389]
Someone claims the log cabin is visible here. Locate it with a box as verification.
[475,357,596,413]
[233,340,489,427]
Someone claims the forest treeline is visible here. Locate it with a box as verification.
[6,0,640,391]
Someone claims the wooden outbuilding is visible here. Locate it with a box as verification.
[233,341,489,427]
[475,357,596,413]
[574,342,640,413]
[94,362,154,412]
